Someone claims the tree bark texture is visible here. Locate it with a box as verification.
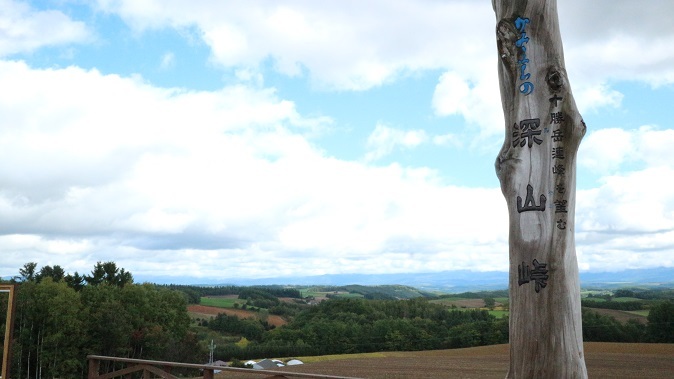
[492,1,588,378]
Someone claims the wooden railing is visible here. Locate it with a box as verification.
[87,355,363,379]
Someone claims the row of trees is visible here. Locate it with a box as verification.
[581,299,644,311]
[1,263,203,379]
[165,285,302,304]
[206,314,271,341]
[16,261,133,290]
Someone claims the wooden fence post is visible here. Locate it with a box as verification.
[492,0,588,377]
[88,357,100,379]
[1,285,16,379]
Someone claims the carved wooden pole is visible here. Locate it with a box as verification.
[493,1,588,378]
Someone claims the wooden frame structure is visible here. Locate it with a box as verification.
[88,355,363,379]
[1,285,16,379]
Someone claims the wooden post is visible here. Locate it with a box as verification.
[88,357,100,379]
[1,285,16,379]
[492,1,588,378]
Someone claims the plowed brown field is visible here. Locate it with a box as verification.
[587,307,648,324]
[187,305,287,327]
[207,342,674,379]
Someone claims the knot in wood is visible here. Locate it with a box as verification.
[546,70,564,91]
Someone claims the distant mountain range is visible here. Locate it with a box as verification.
[138,267,674,292]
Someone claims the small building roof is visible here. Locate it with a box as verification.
[253,359,279,370]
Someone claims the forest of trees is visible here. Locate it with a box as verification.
[202,297,509,361]
[201,296,674,362]
[1,262,203,379]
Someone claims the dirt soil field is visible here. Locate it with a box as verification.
[436,298,504,309]
[586,307,647,324]
[187,305,287,327]
[206,342,674,379]
[448,299,486,308]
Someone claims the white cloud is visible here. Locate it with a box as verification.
[579,167,674,232]
[580,126,674,174]
[577,166,674,270]
[561,0,674,87]
[0,60,514,279]
[432,71,504,137]
[579,128,634,173]
[365,123,428,162]
[574,83,624,113]
[432,133,459,147]
[159,52,175,70]
[0,0,90,56]
[88,0,674,141]
[575,126,674,271]
[636,127,674,167]
[94,0,496,91]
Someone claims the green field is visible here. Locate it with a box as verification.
[612,297,644,302]
[200,297,240,308]
[626,310,650,317]
[300,288,320,298]
[488,310,509,318]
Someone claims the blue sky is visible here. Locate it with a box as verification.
[1,0,673,283]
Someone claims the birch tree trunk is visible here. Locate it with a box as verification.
[492,1,588,377]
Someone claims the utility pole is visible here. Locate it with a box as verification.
[208,340,215,365]
[492,0,588,377]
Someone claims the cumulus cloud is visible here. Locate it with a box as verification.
[0,0,90,56]
[560,0,674,87]
[573,83,624,114]
[575,126,674,271]
[364,123,428,162]
[579,128,634,173]
[93,0,496,91]
[82,0,674,149]
[0,60,513,279]
[577,166,674,271]
[431,71,504,138]
[580,126,674,174]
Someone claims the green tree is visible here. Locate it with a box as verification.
[14,279,84,378]
[10,261,198,378]
[17,262,38,282]
[86,261,134,287]
[37,265,66,283]
[65,271,86,291]
[647,301,674,342]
